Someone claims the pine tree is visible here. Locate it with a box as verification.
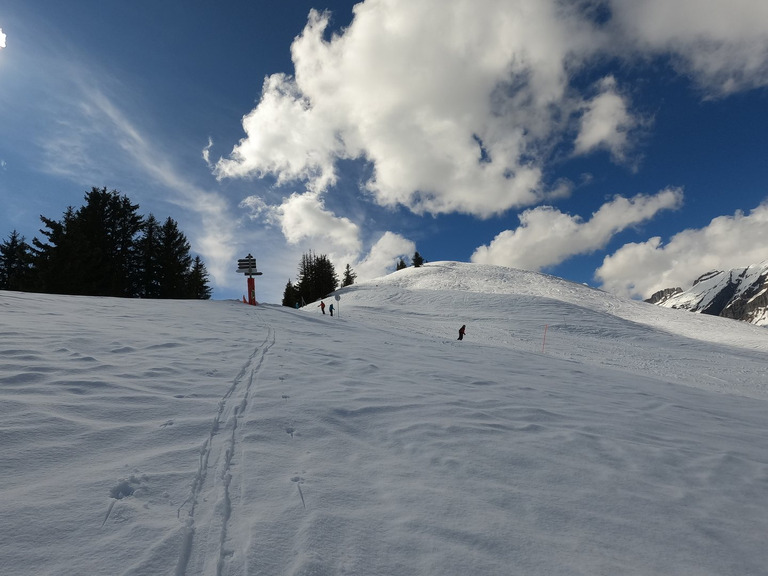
[315,254,339,296]
[157,217,192,299]
[137,214,162,298]
[282,279,300,307]
[412,251,424,267]
[341,263,357,287]
[187,256,212,299]
[0,230,34,291]
[20,187,210,299]
[396,258,407,270]
[295,251,338,303]
[32,208,78,294]
[31,188,143,296]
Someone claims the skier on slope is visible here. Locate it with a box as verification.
[318,301,326,314]
[457,325,466,341]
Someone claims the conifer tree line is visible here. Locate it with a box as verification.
[0,187,211,299]
[281,250,426,307]
[282,251,357,307]
[397,251,425,270]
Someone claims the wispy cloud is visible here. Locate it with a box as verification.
[77,88,238,284]
[31,60,238,287]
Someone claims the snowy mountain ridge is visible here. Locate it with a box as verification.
[645,260,768,326]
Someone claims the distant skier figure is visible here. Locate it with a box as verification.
[457,325,466,341]
[319,301,326,314]
[329,303,334,317]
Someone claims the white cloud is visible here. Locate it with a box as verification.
[214,71,343,192]
[609,0,768,95]
[239,192,417,282]
[35,73,239,287]
[574,76,640,162]
[354,232,416,281]
[202,137,213,167]
[471,187,684,269]
[242,190,362,256]
[213,0,768,219]
[215,1,609,217]
[596,201,768,299]
[0,28,6,49]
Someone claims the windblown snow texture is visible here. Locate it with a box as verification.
[2,262,768,575]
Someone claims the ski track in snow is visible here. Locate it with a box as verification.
[178,325,275,576]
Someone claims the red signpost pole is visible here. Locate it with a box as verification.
[247,276,256,305]
[237,254,263,306]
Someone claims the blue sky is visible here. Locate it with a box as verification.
[2,0,768,303]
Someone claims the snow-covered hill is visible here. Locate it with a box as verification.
[2,262,768,575]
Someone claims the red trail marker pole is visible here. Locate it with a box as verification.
[237,253,263,306]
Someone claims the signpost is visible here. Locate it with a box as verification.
[236,254,263,305]
[334,294,340,319]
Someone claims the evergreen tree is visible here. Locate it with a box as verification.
[295,251,338,304]
[412,251,424,267]
[32,208,78,294]
[137,214,162,298]
[282,279,300,307]
[341,263,357,287]
[157,217,192,299]
[0,230,34,291]
[396,258,407,270]
[187,256,212,299]
[20,186,210,299]
[315,254,338,296]
[31,188,143,296]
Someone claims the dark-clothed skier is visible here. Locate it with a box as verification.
[457,325,466,341]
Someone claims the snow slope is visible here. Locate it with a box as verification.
[2,261,768,575]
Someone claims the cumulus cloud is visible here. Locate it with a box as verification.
[0,28,6,49]
[239,191,416,281]
[214,0,768,216]
[241,190,361,256]
[609,0,768,95]
[215,1,609,217]
[354,232,416,281]
[471,187,684,269]
[574,76,641,163]
[215,71,343,192]
[596,202,768,299]
[213,0,768,297]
